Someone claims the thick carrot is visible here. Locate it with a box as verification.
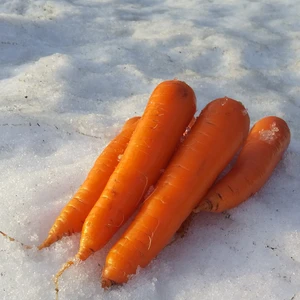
[101,97,250,287]
[0,117,140,250]
[55,80,196,286]
[194,116,291,213]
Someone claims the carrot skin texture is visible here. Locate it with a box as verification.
[76,80,197,260]
[101,97,250,286]
[194,116,291,213]
[38,117,140,249]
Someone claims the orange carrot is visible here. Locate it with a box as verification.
[194,116,291,213]
[101,97,250,287]
[55,80,196,286]
[38,116,140,249]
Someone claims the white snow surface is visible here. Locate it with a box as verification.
[1,1,300,299]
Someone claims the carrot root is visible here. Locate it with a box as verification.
[194,199,213,212]
[54,259,77,299]
[101,278,115,289]
[0,230,32,250]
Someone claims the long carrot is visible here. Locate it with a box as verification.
[194,116,291,213]
[0,117,140,250]
[38,116,140,249]
[101,97,250,287]
[55,80,196,287]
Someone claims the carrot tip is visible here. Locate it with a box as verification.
[38,237,54,250]
[101,277,115,289]
[194,199,213,213]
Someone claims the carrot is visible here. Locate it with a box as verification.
[194,116,291,213]
[101,97,250,287]
[55,80,197,288]
[0,117,140,250]
[38,116,140,249]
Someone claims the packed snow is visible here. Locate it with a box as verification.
[1,0,300,299]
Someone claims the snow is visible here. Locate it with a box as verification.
[259,121,280,143]
[0,0,299,299]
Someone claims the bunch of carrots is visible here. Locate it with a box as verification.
[1,80,291,295]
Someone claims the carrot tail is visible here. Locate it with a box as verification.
[38,235,58,250]
[54,259,77,300]
[193,199,213,213]
[0,230,32,249]
[101,278,115,289]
